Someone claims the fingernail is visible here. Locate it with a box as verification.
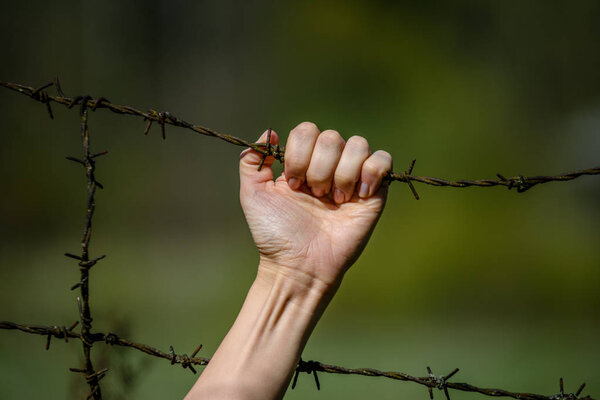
[359,182,369,198]
[288,177,300,190]
[334,188,344,203]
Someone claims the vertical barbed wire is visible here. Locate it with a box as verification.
[64,103,108,399]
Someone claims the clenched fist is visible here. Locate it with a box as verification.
[239,122,392,289]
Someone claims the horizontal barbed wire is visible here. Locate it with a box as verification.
[1,79,598,200]
[0,320,592,400]
[0,321,209,372]
[0,78,596,400]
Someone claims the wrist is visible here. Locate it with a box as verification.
[256,259,341,315]
[188,261,338,400]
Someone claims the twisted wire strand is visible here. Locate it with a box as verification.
[73,106,104,399]
[0,321,208,371]
[1,80,598,200]
[0,321,593,400]
[390,168,600,191]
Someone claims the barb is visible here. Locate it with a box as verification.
[292,358,321,390]
[101,333,208,372]
[552,377,587,400]
[0,320,80,350]
[425,366,459,400]
[1,80,598,199]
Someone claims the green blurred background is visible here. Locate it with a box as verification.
[1,1,599,399]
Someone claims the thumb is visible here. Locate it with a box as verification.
[239,129,280,191]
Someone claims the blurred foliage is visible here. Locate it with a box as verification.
[0,1,598,399]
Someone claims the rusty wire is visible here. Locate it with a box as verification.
[0,321,208,372]
[69,103,106,399]
[0,319,593,400]
[1,79,598,200]
[0,78,597,399]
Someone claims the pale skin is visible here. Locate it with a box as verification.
[185,121,392,400]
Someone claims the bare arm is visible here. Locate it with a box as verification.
[185,122,392,400]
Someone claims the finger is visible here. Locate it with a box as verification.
[306,130,345,197]
[332,135,370,203]
[284,122,320,190]
[239,129,280,191]
[358,150,393,198]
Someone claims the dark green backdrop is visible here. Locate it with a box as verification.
[1,1,599,399]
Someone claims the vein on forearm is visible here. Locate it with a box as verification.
[187,270,333,400]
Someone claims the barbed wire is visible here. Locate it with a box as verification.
[70,104,105,399]
[0,78,597,399]
[0,319,593,400]
[0,321,208,373]
[1,79,598,200]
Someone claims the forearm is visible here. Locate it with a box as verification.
[185,262,339,400]
[188,124,390,398]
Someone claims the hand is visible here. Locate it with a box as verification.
[187,122,392,400]
[239,122,392,290]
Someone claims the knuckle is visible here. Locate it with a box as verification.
[319,129,344,146]
[239,148,250,158]
[293,121,319,136]
[311,184,329,197]
[291,130,311,142]
[286,159,306,174]
[347,135,369,149]
[373,150,393,163]
[362,160,381,178]
[334,171,357,187]
[306,170,329,186]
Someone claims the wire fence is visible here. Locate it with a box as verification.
[0,78,597,400]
